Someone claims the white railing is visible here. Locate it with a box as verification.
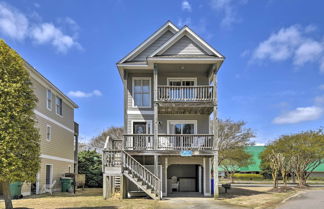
[158,86,214,101]
[123,134,214,151]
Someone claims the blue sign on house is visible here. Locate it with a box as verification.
[180,150,192,156]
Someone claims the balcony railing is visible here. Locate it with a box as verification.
[123,134,214,151]
[158,86,214,102]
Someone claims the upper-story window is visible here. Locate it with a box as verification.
[168,78,196,86]
[46,124,51,141]
[46,89,52,110]
[133,77,151,108]
[55,96,63,116]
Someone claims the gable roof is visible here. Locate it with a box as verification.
[149,26,224,58]
[118,21,179,64]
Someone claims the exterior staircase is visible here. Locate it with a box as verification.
[103,150,161,200]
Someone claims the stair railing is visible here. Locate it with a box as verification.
[122,150,161,198]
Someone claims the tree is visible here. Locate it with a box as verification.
[220,148,251,183]
[0,40,40,209]
[261,130,324,187]
[212,119,254,164]
[89,126,123,150]
[78,150,103,187]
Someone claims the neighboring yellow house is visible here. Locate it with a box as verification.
[19,61,79,195]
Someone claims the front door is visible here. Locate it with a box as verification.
[132,121,153,149]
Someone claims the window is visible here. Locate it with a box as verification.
[47,89,52,110]
[168,78,196,86]
[132,121,152,134]
[46,125,51,141]
[55,96,63,116]
[167,120,197,134]
[133,78,151,107]
[45,164,53,186]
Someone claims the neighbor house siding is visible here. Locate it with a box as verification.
[31,77,74,130]
[163,36,207,56]
[132,30,174,61]
[36,116,74,160]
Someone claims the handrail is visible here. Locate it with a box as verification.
[122,150,161,197]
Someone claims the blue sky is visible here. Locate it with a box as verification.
[1,0,324,144]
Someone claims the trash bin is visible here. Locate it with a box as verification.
[9,182,23,199]
[211,179,214,195]
[60,177,73,192]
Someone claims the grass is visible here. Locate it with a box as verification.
[0,188,159,209]
[219,187,300,209]
[1,186,314,209]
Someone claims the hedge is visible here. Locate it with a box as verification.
[232,173,264,180]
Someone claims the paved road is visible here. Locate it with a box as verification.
[231,183,324,187]
[159,197,244,209]
[276,190,324,209]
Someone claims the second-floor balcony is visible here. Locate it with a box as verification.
[157,85,214,114]
[123,134,214,152]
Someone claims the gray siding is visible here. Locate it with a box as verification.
[163,36,207,56]
[127,114,154,133]
[158,72,209,85]
[127,72,154,111]
[132,31,174,61]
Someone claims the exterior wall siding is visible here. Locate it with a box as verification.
[132,31,174,61]
[163,36,207,56]
[31,77,74,130]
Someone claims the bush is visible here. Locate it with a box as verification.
[233,173,264,180]
[78,150,103,188]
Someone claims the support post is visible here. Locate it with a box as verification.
[154,155,159,176]
[153,64,158,150]
[103,174,108,199]
[120,175,127,199]
[212,69,219,199]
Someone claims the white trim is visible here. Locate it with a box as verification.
[127,110,154,115]
[46,89,52,111]
[40,154,74,163]
[167,120,197,134]
[46,124,52,141]
[34,109,74,133]
[119,21,179,63]
[45,164,53,186]
[131,120,153,134]
[167,77,197,86]
[132,77,152,108]
[150,26,224,58]
[203,157,206,195]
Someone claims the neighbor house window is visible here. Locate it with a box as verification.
[47,89,52,110]
[55,97,63,116]
[133,78,151,107]
[46,125,51,141]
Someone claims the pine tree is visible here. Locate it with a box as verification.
[0,40,41,209]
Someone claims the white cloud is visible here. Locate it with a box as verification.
[319,84,324,90]
[251,25,324,72]
[177,17,191,27]
[68,90,102,98]
[273,106,323,124]
[181,0,192,12]
[210,0,247,27]
[0,2,80,53]
[0,2,29,40]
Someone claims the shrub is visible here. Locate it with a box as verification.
[233,173,264,180]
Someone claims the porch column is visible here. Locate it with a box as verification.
[153,64,158,150]
[213,68,219,198]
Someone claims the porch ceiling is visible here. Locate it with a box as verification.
[157,63,212,74]
[158,102,214,114]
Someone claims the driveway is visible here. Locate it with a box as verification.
[159,197,244,209]
[276,189,324,209]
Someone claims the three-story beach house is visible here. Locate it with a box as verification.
[103,21,224,199]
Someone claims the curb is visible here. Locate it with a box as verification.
[280,190,305,204]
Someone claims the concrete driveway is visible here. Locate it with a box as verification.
[159,197,244,209]
[276,190,324,209]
